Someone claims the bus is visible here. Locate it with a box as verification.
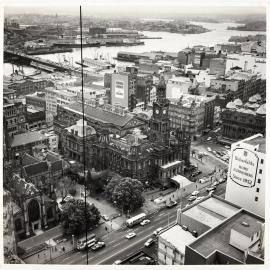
[76,233,96,250]
[126,213,146,227]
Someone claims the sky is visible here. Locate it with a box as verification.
[3,0,266,18]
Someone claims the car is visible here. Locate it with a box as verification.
[195,196,204,202]
[188,195,197,202]
[206,187,216,192]
[64,195,73,201]
[166,201,177,208]
[144,238,155,247]
[198,178,206,184]
[212,181,219,187]
[125,232,136,239]
[218,178,225,183]
[213,150,217,155]
[225,145,230,149]
[153,227,164,236]
[91,241,106,251]
[216,151,223,156]
[206,137,212,141]
[113,260,122,265]
[207,147,212,152]
[191,190,199,196]
[101,214,110,221]
[140,219,151,226]
[209,190,215,196]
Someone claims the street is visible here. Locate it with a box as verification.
[50,181,226,265]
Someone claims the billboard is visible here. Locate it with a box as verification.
[115,80,124,99]
[229,148,259,188]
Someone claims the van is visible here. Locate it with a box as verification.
[77,236,96,251]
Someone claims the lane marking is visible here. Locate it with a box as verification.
[112,242,121,248]
[95,233,154,264]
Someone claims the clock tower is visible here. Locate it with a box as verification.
[150,76,170,143]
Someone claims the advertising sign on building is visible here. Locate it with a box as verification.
[229,148,259,188]
[115,80,124,99]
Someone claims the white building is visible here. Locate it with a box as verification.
[166,76,192,99]
[225,134,265,217]
[44,131,59,152]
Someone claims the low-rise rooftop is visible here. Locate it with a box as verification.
[189,210,264,263]
[11,131,48,148]
[160,224,196,254]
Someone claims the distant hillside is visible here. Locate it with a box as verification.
[227,21,266,31]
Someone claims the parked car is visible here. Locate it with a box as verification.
[145,238,155,247]
[218,178,225,183]
[209,190,215,196]
[191,190,199,196]
[63,195,73,203]
[206,137,212,141]
[113,260,122,265]
[125,232,136,239]
[101,214,110,221]
[212,181,219,187]
[207,147,212,152]
[199,178,206,184]
[166,201,177,208]
[188,195,197,202]
[91,241,106,251]
[140,219,151,226]
[206,187,216,192]
[225,145,230,149]
[195,196,204,202]
[153,227,164,236]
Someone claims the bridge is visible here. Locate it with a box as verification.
[4,49,103,79]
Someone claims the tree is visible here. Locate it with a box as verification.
[112,178,145,213]
[60,199,100,236]
[87,169,110,194]
[104,174,122,201]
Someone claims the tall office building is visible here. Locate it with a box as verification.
[225,134,265,217]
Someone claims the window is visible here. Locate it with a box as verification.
[255,197,258,202]
[256,188,259,193]
[259,169,262,174]
[258,179,261,184]
[261,159,264,164]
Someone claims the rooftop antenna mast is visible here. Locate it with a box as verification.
[80,6,88,265]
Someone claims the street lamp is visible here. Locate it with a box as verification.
[72,234,75,249]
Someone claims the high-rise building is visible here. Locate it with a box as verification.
[110,71,137,110]
[225,134,265,217]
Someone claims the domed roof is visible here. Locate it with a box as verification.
[226,101,236,110]
[234,98,243,106]
[249,96,257,103]
[256,104,266,115]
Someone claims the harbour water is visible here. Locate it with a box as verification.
[3,21,265,77]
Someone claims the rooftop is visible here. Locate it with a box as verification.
[242,134,266,154]
[189,210,264,263]
[160,224,196,254]
[11,131,48,148]
[171,175,193,188]
[183,197,240,228]
[64,103,137,128]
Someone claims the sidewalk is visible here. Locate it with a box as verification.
[23,219,119,264]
